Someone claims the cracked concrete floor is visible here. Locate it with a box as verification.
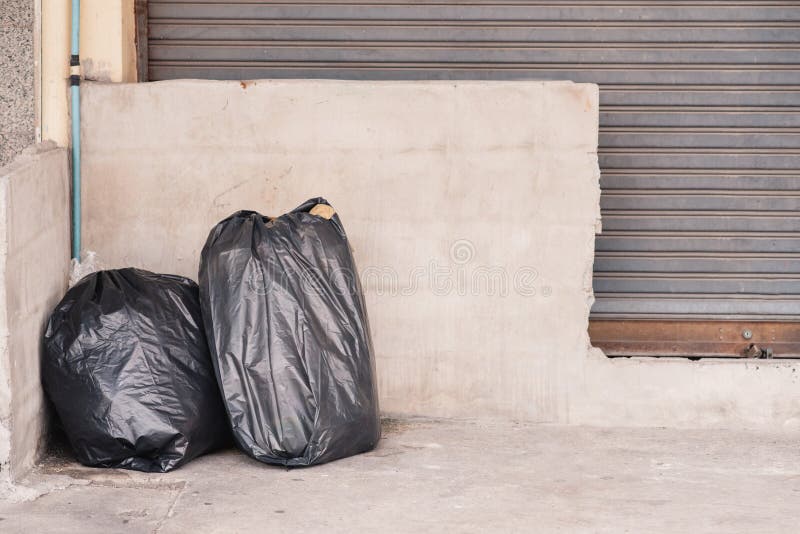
[1,418,799,533]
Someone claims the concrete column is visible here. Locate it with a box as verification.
[0,143,70,489]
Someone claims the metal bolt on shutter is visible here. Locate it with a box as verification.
[147,1,800,357]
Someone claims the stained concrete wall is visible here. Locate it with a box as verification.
[0,143,70,486]
[80,80,800,430]
[0,0,36,166]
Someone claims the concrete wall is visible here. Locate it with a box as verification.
[80,80,800,431]
[0,143,70,486]
[0,0,36,166]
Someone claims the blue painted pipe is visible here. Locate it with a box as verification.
[70,0,79,57]
[70,0,81,259]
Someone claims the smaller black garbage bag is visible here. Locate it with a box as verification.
[199,198,381,466]
[42,268,230,472]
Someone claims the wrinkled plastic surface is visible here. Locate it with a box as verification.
[199,198,381,466]
[42,268,230,472]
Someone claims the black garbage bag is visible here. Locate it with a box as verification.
[42,268,230,472]
[199,198,380,466]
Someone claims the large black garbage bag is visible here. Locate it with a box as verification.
[199,198,380,466]
[42,268,230,472]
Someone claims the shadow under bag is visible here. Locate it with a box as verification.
[199,198,381,466]
[42,268,230,472]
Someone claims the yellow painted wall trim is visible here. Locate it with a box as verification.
[41,0,137,147]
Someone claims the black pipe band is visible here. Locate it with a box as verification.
[70,75,80,86]
[70,54,80,66]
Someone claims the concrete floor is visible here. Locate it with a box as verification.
[1,418,798,533]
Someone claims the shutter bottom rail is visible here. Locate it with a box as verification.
[589,319,800,359]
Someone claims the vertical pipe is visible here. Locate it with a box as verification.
[70,0,80,259]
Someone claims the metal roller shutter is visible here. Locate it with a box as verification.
[147,1,800,356]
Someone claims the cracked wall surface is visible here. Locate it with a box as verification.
[78,80,800,429]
